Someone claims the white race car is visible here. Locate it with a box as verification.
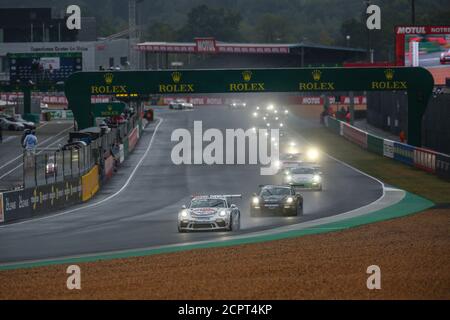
[169,99,194,110]
[283,165,323,190]
[178,195,241,232]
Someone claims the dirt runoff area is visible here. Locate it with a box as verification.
[0,208,449,300]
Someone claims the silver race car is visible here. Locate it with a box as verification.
[169,99,194,110]
[283,165,323,190]
[178,195,241,232]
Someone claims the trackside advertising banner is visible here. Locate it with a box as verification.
[1,177,82,223]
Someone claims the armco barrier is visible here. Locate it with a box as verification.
[383,139,395,158]
[323,116,450,180]
[1,177,82,223]
[393,142,414,166]
[436,153,450,180]
[413,147,436,173]
[327,117,341,135]
[342,123,368,149]
[82,165,100,201]
[367,134,384,156]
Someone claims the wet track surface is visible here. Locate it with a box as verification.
[0,106,382,263]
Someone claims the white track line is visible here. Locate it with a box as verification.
[0,118,163,228]
[0,125,73,170]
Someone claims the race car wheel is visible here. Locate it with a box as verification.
[297,202,303,216]
[178,226,187,233]
[227,216,233,231]
[235,213,241,231]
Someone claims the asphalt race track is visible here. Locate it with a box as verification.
[0,106,382,264]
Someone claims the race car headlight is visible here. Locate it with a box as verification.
[252,197,259,205]
[180,209,188,218]
[313,174,321,183]
[284,110,288,114]
[286,197,294,204]
[279,123,284,127]
[285,175,292,182]
[256,106,260,110]
[253,112,258,117]
[307,148,319,161]
[219,210,227,217]
[243,103,246,106]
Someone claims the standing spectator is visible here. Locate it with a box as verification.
[23,130,38,154]
[399,130,406,143]
[21,129,31,148]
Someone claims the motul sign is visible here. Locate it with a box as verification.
[195,38,217,53]
[396,26,426,34]
[396,25,450,34]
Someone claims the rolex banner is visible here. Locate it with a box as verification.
[0,177,82,223]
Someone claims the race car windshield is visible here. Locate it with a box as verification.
[261,187,291,196]
[290,167,315,174]
[190,199,226,208]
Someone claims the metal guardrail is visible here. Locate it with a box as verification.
[325,116,450,181]
[22,113,138,188]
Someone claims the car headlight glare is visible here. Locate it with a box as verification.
[307,148,319,161]
[286,197,293,203]
[253,112,258,117]
[252,197,259,205]
[219,210,227,217]
[275,160,281,168]
[180,209,188,218]
[279,123,284,127]
[286,175,292,181]
[313,174,321,183]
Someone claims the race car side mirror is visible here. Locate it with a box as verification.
[230,204,236,208]
[252,193,257,197]
[181,205,186,209]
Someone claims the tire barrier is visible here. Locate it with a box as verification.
[324,116,450,181]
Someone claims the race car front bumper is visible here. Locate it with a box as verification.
[287,181,322,190]
[178,217,230,231]
[251,203,297,216]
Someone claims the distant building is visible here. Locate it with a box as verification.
[0,7,129,82]
[136,37,366,70]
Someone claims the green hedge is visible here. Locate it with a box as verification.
[367,134,384,155]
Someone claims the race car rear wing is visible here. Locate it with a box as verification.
[191,194,242,199]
